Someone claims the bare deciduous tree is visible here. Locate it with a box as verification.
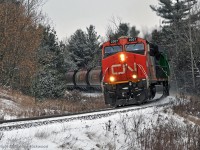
[0,0,44,92]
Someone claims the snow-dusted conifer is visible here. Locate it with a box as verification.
[67,25,100,69]
[150,0,200,93]
[32,26,66,99]
[86,25,101,68]
[67,29,88,69]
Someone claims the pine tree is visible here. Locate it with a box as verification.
[67,29,88,69]
[150,0,197,24]
[107,22,140,39]
[32,26,66,99]
[117,23,130,37]
[150,0,200,92]
[129,26,140,37]
[86,25,101,67]
[61,41,77,71]
[67,25,100,69]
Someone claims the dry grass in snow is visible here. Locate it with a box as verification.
[0,87,107,120]
[1,104,200,150]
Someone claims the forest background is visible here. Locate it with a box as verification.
[0,0,199,99]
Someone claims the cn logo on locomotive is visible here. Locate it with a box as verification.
[111,64,126,75]
[111,64,136,75]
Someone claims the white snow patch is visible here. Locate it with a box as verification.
[0,96,188,150]
[81,92,102,97]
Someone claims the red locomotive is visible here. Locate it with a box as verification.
[66,37,170,107]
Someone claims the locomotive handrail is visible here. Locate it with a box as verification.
[137,64,149,87]
[101,67,109,91]
[155,65,169,77]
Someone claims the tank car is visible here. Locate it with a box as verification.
[66,67,102,91]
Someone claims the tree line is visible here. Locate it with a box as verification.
[0,0,199,99]
[150,0,200,94]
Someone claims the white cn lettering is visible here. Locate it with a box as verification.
[111,64,126,75]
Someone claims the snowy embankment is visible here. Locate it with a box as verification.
[0,88,199,150]
[0,89,21,120]
[0,89,107,120]
[0,96,192,150]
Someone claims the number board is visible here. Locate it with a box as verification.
[128,37,137,42]
[110,39,119,44]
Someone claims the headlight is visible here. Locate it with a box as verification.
[109,76,115,82]
[120,54,125,62]
[132,74,137,79]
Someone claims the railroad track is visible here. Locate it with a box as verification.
[0,95,175,131]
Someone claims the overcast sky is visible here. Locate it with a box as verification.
[42,0,161,40]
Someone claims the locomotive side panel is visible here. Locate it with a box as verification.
[155,54,170,79]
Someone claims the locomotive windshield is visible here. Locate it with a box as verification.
[104,45,122,58]
[125,43,145,55]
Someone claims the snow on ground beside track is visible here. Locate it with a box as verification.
[81,92,102,97]
[0,89,22,120]
[0,94,174,128]
[0,98,18,110]
[0,98,21,120]
[0,96,188,150]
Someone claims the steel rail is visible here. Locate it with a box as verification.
[0,95,164,124]
[0,95,173,131]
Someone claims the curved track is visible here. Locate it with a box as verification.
[0,94,175,131]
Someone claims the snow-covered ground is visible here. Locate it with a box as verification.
[0,90,21,120]
[1,88,198,150]
[0,89,105,120]
[0,96,190,150]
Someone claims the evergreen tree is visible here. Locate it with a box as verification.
[129,26,140,37]
[32,26,67,99]
[108,23,129,39]
[150,0,197,24]
[61,41,77,71]
[67,25,100,69]
[107,22,140,39]
[67,29,88,68]
[117,23,130,37]
[86,25,101,67]
[150,0,200,93]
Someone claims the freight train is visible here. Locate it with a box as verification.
[66,37,170,107]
